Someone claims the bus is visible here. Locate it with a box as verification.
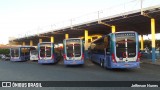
[63,38,84,65]
[30,50,38,61]
[89,31,140,69]
[10,46,36,61]
[38,42,61,64]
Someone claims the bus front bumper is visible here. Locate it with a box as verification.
[64,60,84,65]
[10,58,21,62]
[110,62,140,69]
[38,59,54,64]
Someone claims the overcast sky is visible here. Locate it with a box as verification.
[0,0,159,44]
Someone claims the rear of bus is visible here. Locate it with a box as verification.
[111,31,140,68]
[38,42,55,64]
[10,48,21,61]
[63,38,84,65]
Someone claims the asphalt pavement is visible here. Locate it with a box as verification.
[0,59,160,81]
[0,59,160,90]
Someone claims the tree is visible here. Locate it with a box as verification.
[0,49,10,55]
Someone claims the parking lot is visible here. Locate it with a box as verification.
[0,59,160,81]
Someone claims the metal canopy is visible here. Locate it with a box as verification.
[11,5,160,45]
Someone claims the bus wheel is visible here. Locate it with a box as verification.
[100,60,104,68]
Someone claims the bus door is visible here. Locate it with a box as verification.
[115,33,137,62]
[66,40,81,60]
[40,44,52,60]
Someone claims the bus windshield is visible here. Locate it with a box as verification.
[66,39,81,57]
[11,49,19,57]
[40,43,51,57]
[31,50,38,55]
[115,33,136,58]
[21,48,30,57]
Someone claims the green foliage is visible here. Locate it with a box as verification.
[0,49,10,55]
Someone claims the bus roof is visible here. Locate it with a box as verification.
[64,38,82,40]
[10,46,36,49]
[38,42,54,44]
[110,31,137,34]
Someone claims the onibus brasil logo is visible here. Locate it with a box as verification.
[2,82,42,87]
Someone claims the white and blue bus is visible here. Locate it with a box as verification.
[63,38,84,65]
[30,50,38,61]
[38,42,61,64]
[90,31,140,69]
[10,46,36,61]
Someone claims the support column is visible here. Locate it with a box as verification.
[22,42,25,46]
[151,18,156,62]
[65,34,69,39]
[140,35,144,50]
[30,40,33,46]
[84,30,89,60]
[51,36,54,43]
[84,30,88,50]
[111,25,116,33]
[39,38,42,43]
